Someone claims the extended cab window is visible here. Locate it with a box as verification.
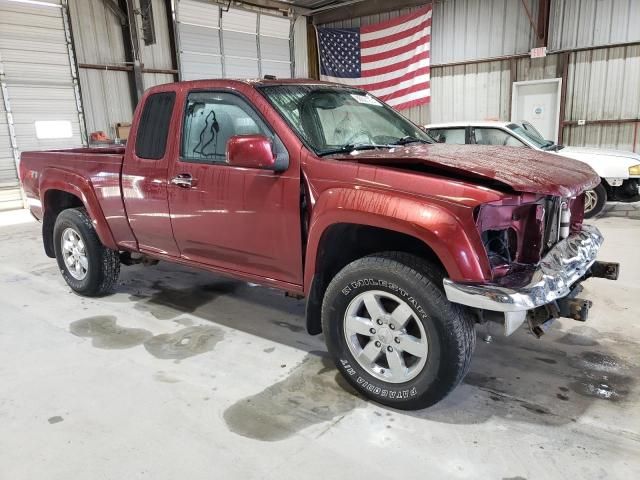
[473,128,525,147]
[135,92,175,159]
[181,92,268,163]
[428,128,466,144]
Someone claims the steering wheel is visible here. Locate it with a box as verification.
[342,130,375,145]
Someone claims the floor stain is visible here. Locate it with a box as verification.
[271,320,304,333]
[48,416,64,424]
[263,347,275,353]
[143,325,224,360]
[556,326,600,346]
[223,353,361,441]
[132,281,238,320]
[70,316,153,349]
[154,371,181,383]
[535,357,557,365]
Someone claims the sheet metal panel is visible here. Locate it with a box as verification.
[68,0,133,134]
[0,0,82,208]
[176,0,292,81]
[550,0,640,50]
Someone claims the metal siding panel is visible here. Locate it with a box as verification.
[179,52,223,80]
[223,30,258,58]
[516,55,559,81]
[179,23,221,55]
[137,0,175,89]
[260,36,290,62]
[177,0,219,27]
[292,15,308,78]
[222,8,257,34]
[550,0,640,50]
[78,68,133,136]
[260,14,290,38]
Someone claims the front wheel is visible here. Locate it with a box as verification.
[53,207,120,296]
[321,253,475,410]
[584,183,607,218]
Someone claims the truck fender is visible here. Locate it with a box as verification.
[39,168,118,251]
[302,187,490,294]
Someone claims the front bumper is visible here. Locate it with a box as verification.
[443,225,611,334]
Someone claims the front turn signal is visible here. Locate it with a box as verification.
[629,164,640,175]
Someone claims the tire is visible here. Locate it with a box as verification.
[584,183,607,218]
[321,252,475,410]
[53,207,120,296]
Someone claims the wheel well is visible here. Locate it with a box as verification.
[42,190,84,257]
[305,223,445,335]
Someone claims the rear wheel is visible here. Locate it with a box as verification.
[584,183,607,218]
[53,208,120,296]
[321,252,475,410]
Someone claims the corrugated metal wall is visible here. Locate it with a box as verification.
[0,0,84,210]
[175,0,292,81]
[564,44,640,151]
[431,0,539,64]
[136,0,175,89]
[550,0,640,51]
[318,0,640,151]
[69,0,133,137]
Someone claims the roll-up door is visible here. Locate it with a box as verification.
[176,0,292,81]
[0,0,85,211]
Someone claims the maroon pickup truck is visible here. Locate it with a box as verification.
[19,79,619,409]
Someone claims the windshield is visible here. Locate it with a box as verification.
[258,85,433,156]
[507,121,554,149]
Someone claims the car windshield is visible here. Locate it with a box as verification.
[258,84,433,156]
[507,121,555,149]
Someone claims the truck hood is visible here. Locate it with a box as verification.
[332,144,599,197]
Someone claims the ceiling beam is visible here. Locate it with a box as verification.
[313,0,429,24]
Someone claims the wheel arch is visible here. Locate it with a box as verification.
[40,170,117,257]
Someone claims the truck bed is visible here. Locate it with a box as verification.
[19,146,135,250]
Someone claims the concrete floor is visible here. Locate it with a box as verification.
[1,203,639,479]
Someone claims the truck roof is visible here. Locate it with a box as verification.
[146,78,342,95]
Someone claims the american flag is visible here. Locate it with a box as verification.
[317,5,432,110]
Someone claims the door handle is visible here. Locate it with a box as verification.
[171,173,194,188]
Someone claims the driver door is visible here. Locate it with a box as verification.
[167,90,303,286]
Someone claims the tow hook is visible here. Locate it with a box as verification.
[527,284,593,337]
[589,261,620,280]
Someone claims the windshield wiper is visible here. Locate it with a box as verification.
[318,143,389,157]
[390,135,430,146]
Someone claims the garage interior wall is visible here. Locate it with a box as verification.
[69,0,176,137]
[318,0,640,152]
[175,0,292,81]
[0,0,85,211]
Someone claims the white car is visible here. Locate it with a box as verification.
[425,120,640,217]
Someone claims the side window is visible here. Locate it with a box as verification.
[135,92,176,159]
[473,128,525,147]
[181,91,269,163]
[428,128,466,144]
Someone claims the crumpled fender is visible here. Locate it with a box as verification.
[303,187,491,292]
[39,167,117,250]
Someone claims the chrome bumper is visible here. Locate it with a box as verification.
[443,225,603,314]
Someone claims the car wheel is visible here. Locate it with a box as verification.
[584,183,607,218]
[53,207,120,296]
[321,252,475,410]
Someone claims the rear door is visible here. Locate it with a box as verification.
[166,89,303,286]
[122,91,180,256]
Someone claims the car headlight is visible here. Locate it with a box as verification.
[629,164,640,175]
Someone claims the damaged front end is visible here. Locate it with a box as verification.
[443,194,619,337]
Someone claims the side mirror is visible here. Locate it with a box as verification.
[226,134,281,171]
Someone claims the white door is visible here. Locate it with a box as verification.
[511,79,562,143]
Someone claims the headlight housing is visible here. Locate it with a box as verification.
[629,164,640,176]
